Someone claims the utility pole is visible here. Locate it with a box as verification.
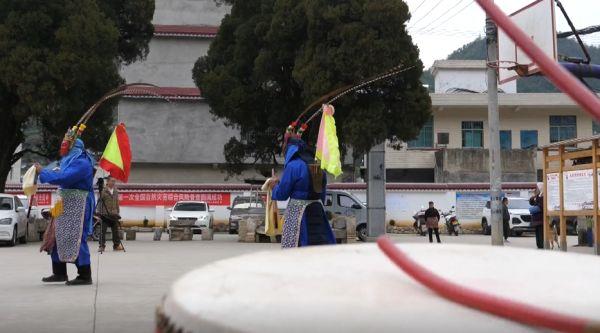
[486,14,504,246]
[367,142,386,241]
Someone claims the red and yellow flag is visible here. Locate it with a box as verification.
[99,123,132,183]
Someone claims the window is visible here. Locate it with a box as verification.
[500,130,512,150]
[338,195,357,208]
[462,121,484,148]
[324,194,333,207]
[549,116,576,143]
[593,121,600,135]
[174,202,207,211]
[408,118,434,148]
[520,130,538,149]
[0,197,13,210]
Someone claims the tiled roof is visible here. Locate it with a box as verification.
[122,86,202,101]
[153,25,218,38]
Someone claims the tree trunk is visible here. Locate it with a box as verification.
[0,112,23,193]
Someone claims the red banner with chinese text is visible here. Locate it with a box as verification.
[7,192,52,206]
[118,192,231,207]
[32,193,52,206]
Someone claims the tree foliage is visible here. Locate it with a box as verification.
[194,0,431,175]
[0,0,154,190]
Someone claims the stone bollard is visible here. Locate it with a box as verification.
[238,219,256,243]
[27,219,39,242]
[345,217,357,243]
[153,227,163,241]
[182,227,193,241]
[125,229,137,241]
[244,220,257,242]
[331,216,348,244]
[238,220,248,242]
[201,227,214,241]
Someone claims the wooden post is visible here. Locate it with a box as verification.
[559,145,567,251]
[543,148,550,249]
[594,140,600,255]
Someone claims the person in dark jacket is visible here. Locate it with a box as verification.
[502,197,510,242]
[529,183,544,249]
[96,176,123,252]
[424,201,441,243]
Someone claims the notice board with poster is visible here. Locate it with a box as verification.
[563,169,594,211]
[455,192,489,222]
[541,138,600,255]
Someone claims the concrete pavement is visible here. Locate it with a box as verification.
[0,232,593,333]
[0,233,278,333]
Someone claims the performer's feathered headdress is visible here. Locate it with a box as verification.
[59,83,166,156]
[281,65,416,175]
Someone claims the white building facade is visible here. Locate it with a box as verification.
[386,60,599,183]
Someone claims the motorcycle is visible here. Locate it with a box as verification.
[442,207,460,236]
[412,206,427,236]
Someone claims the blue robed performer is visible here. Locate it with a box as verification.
[37,138,95,285]
[269,137,335,248]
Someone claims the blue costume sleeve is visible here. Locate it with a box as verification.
[39,158,90,188]
[272,161,298,201]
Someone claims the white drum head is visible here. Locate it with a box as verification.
[158,243,600,333]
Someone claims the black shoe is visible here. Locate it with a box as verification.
[42,274,68,283]
[66,265,92,285]
[66,276,93,285]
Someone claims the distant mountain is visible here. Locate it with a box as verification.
[422,37,600,93]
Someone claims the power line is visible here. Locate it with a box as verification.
[411,29,481,38]
[418,0,475,34]
[410,0,428,16]
[412,0,469,32]
[408,0,444,29]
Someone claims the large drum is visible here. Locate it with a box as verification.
[156,243,600,332]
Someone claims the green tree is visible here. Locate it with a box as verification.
[194,0,431,176]
[0,0,154,191]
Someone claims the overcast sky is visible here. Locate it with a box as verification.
[405,0,600,68]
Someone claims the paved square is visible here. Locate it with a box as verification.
[0,232,591,333]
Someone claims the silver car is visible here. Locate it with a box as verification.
[0,194,28,246]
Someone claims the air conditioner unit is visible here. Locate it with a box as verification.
[437,132,449,146]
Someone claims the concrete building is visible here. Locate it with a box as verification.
[118,0,360,184]
[117,1,257,183]
[386,60,599,183]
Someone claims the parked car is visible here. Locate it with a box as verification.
[482,198,533,236]
[0,194,28,246]
[228,195,265,234]
[323,190,368,242]
[168,201,214,234]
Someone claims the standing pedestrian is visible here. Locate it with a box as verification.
[502,197,510,242]
[96,176,124,252]
[424,201,441,243]
[529,183,544,249]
